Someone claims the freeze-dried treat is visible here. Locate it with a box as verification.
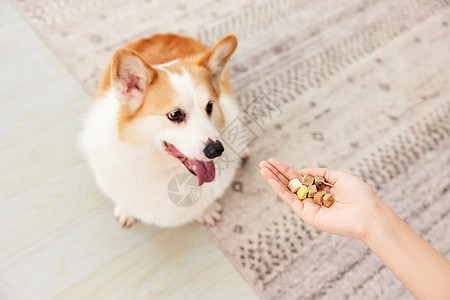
[288,178,302,193]
[307,185,317,197]
[297,185,309,200]
[291,174,334,207]
[313,191,327,205]
[301,174,314,186]
[314,176,325,189]
[323,193,335,208]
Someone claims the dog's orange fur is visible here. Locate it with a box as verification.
[97,34,208,97]
[97,34,232,98]
[96,33,234,143]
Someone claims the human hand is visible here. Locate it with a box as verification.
[259,158,386,241]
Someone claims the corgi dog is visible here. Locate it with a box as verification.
[80,33,245,228]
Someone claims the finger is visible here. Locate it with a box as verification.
[268,158,302,181]
[300,168,345,185]
[205,215,215,225]
[259,161,288,185]
[267,178,304,214]
[260,167,289,191]
[259,161,290,186]
[212,211,221,221]
[260,170,305,219]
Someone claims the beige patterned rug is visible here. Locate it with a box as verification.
[11,0,450,299]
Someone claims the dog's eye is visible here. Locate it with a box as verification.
[167,110,185,123]
[206,101,213,116]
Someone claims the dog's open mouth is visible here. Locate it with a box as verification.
[164,142,215,186]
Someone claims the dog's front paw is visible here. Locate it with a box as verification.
[114,206,138,228]
[195,202,222,226]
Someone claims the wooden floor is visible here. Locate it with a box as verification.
[0,1,259,299]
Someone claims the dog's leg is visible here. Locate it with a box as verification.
[114,205,138,228]
[195,201,222,225]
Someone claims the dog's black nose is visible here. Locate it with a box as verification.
[204,140,224,159]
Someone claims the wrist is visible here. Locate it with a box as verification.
[359,199,394,246]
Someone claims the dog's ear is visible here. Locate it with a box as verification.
[111,48,157,115]
[199,34,237,87]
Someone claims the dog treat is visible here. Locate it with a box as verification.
[313,190,327,205]
[307,185,317,197]
[323,193,335,208]
[297,185,309,200]
[288,178,302,193]
[290,174,335,207]
[314,176,325,189]
[301,174,314,186]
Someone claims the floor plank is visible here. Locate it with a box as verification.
[55,224,259,300]
[0,203,160,299]
[0,163,106,262]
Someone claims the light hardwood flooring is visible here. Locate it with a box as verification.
[0,1,259,299]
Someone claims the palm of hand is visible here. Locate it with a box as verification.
[311,174,379,239]
[260,159,380,240]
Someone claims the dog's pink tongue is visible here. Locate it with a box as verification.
[193,160,215,186]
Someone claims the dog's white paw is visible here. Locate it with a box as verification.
[114,206,137,228]
[195,202,222,226]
